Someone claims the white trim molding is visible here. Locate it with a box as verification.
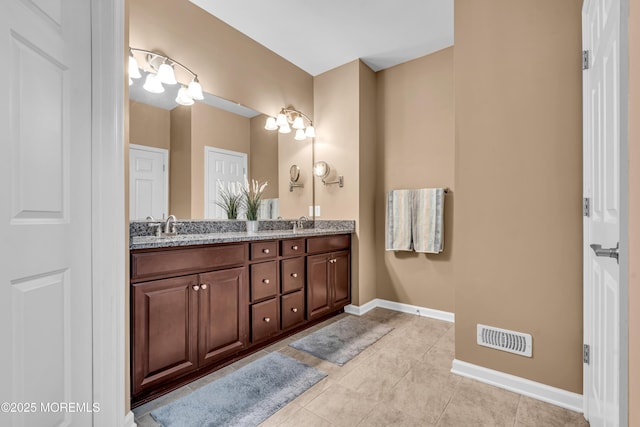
[451,359,584,413]
[344,298,455,323]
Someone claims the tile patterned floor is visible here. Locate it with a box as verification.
[133,308,590,426]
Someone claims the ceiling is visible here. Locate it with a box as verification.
[188,0,454,76]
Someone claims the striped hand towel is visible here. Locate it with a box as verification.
[412,188,445,253]
[385,189,413,251]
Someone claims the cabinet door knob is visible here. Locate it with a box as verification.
[291,273,298,278]
[263,248,270,254]
[291,307,298,313]
[192,285,200,291]
[263,317,271,323]
[262,279,270,284]
[292,245,299,250]
[201,284,208,290]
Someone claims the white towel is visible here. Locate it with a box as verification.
[412,188,445,253]
[385,190,413,251]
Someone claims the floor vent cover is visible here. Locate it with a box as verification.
[477,324,532,357]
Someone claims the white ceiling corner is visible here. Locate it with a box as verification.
[188,0,454,76]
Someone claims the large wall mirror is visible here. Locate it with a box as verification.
[128,76,313,221]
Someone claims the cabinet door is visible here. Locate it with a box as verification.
[331,251,351,309]
[132,275,199,395]
[306,254,331,320]
[198,267,248,368]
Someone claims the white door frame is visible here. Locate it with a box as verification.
[582,0,629,425]
[129,144,169,220]
[91,0,132,425]
[204,146,248,219]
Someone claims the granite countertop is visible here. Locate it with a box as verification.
[130,220,355,250]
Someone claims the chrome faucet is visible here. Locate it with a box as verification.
[164,215,177,235]
[297,216,308,229]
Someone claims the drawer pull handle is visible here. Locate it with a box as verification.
[292,245,299,250]
[192,285,200,291]
[291,307,298,313]
[201,284,208,290]
[262,248,270,254]
[262,279,270,284]
[264,317,271,323]
[329,259,336,264]
[291,273,298,278]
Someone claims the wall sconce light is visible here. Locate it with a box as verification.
[265,107,315,141]
[313,161,343,187]
[129,47,204,106]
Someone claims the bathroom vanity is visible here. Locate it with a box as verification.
[129,220,354,406]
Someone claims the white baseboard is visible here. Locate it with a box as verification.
[451,359,583,413]
[123,411,137,427]
[344,298,455,323]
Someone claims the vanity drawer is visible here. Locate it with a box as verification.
[251,298,279,342]
[250,241,277,261]
[131,244,246,282]
[281,290,305,330]
[281,257,305,293]
[281,238,305,257]
[307,234,350,255]
[250,261,278,302]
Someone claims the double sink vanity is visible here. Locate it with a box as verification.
[129,219,354,406]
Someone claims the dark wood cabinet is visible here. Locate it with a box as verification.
[131,233,350,407]
[131,275,199,396]
[198,268,248,368]
[131,266,248,397]
[306,235,351,321]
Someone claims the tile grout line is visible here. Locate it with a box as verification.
[513,394,523,427]
[433,372,461,426]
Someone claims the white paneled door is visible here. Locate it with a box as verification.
[0,0,93,426]
[130,145,168,220]
[583,0,621,425]
[204,147,247,219]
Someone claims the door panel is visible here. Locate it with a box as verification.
[198,268,248,367]
[130,145,168,220]
[132,276,199,395]
[307,254,330,320]
[204,147,247,219]
[583,0,620,425]
[1,0,93,425]
[332,251,351,308]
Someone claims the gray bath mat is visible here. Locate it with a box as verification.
[289,316,394,366]
[150,352,326,427]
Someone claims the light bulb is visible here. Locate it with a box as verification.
[157,62,177,85]
[292,116,305,129]
[278,124,291,134]
[175,87,194,106]
[187,78,204,100]
[276,113,288,127]
[265,117,278,130]
[129,52,141,79]
[294,129,306,141]
[143,73,164,93]
[305,125,316,138]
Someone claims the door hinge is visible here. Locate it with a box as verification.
[583,344,590,364]
[583,197,591,217]
[582,50,591,70]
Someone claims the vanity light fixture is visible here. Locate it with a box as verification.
[129,47,204,106]
[265,107,315,141]
[313,161,344,187]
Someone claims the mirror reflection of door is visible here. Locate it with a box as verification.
[204,146,247,219]
[130,144,168,220]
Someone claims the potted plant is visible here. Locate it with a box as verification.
[241,178,268,233]
[216,181,242,219]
